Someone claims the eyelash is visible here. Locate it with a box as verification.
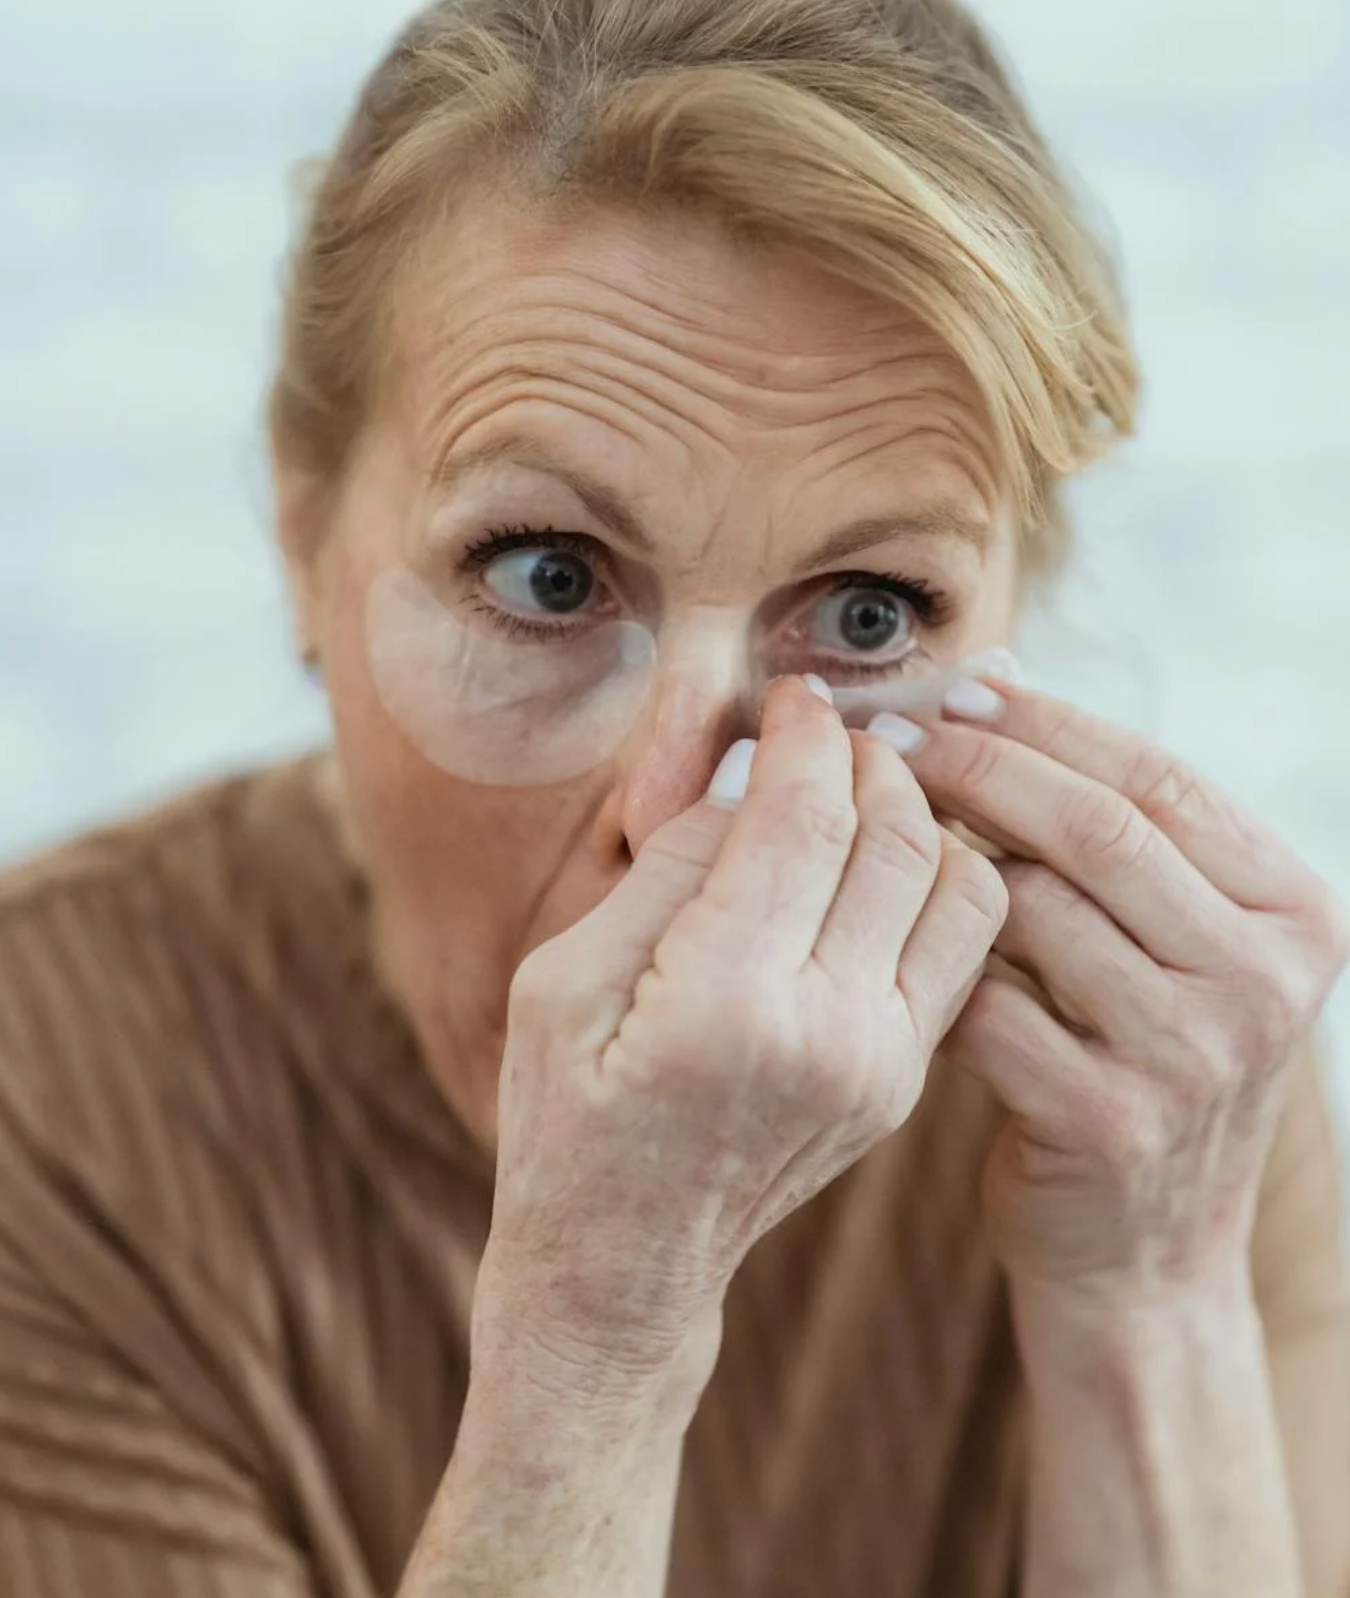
[458,523,955,661]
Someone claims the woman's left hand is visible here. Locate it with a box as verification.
[896,673,1349,1299]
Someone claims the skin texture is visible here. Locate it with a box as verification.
[276,198,1349,1597]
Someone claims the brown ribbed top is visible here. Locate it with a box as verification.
[0,759,1346,1598]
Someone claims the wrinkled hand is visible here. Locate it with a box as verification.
[480,677,1007,1387]
[906,679,1349,1297]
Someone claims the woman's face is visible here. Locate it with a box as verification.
[284,197,1020,1144]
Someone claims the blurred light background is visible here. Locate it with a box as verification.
[2,3,1347,1147]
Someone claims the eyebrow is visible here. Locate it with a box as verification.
[431,437,992,569]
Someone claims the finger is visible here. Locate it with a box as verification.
[906,721,1240,971]
[942,674,1306,911]
[699,676,858,968]
[532,798,736,1022]
[811,731,942,989]
[896,833,1009,1055]
[945,976,1135,1154]
[992,859,1173,1047]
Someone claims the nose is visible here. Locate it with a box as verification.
[609,659,757,858]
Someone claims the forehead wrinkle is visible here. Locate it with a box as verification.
[423,385,648,482]
[809,407,996,479]
[406,225,988,424]
[432,342,727,453]
[416,261,952,435]
[802,369,1003,482]
[412,298,780,464]
[553,256,923,378]
[413,336,737,486]
[775,382,998,482]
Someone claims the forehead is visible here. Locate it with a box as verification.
[388,195,1007,520]
[397,197,985,398]
[401,196,915,355]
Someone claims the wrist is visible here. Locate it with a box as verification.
[413,1267,716,1598]
[1009,1252,1262,1384]
[1007,1240,1255,1325]
[1007,1254,1300,1598]
[469,1248,724,1440]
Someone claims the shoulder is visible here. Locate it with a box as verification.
[0,755,354,973]
[0,768,396,1577]
[0,758,370,1225]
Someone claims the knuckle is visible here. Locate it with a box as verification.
[1057,785,1148,865]
[1150,981,1209,1058]
[1175,1057,1231,1126]
[787,1020,883,1126]
[951,730,1009,796]
[1158,1013,1232,1117]
[810,1059,873,1123]
[1125,745,1202,829]
[1055,1070,1164,1169]
[1200,938,1305,1074]
[1240,959,1308,1057]
[1033,693,1081,749]
[947,847,1010,928]
[859,798,942,879]
[735,967,801,1062]
[1090,1091,1164,1168]
[1302,879,1350,969]
[641,807,725,873]
[511,944,561,1012]
[874,1065,924,1133]
[509,943,592,1042]
[776,783,858,856]
[1004,859,1074,915]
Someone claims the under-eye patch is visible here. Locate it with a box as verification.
[366,565,658,787]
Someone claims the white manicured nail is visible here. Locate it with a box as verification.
[867,713,927,756]
[802,673,834,705]
[961,647,1025,686]
[708,739,758,808]
[943,678,1007,722]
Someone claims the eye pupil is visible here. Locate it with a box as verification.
[840,591,901,650]
[529,552,594,614]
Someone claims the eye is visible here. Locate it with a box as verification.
[485,547,598,616]
[811,581,917,657]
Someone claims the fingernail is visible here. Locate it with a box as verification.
[943,678,1007,722]
[867,712,927,756]
[708,739,758,809]
[802,673,834,705]
[961,647,1024,686]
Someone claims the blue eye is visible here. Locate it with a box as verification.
[485,548,597,616]
[812,584,915,655]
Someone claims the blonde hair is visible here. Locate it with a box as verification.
[270,0,1139,573]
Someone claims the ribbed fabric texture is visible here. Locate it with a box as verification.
[0,758,1345,1598]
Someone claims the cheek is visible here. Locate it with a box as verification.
[320,562,612,952]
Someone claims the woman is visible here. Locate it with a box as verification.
[1,1,1346,1595]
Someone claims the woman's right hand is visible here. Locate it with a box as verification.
[476,675,1008,1400]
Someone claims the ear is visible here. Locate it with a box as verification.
[270,428,331,666]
